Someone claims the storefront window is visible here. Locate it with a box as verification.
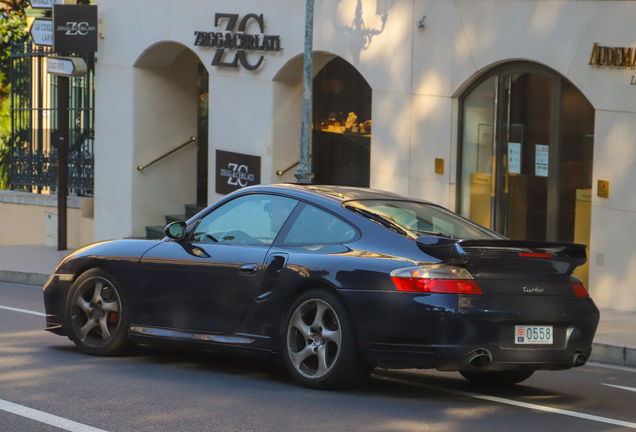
[312,58,372,187]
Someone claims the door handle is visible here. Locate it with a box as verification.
[238,263,259,275]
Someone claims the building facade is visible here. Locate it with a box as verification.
[93,0,636,312]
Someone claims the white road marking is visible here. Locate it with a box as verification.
[0,398,108,432]
[0,305,46,317]
[375,374,636,429]
[603,383,636,393]
[588,362,636,373]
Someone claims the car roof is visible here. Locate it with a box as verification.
[242,183,433,204]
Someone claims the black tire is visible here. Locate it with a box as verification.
[65,268,135,356]
[460,370,535,386]
[282,289,372,389]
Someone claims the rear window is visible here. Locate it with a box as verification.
[283,204,357,245]
[345,200,501,240]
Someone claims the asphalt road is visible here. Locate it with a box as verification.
[1,280,636,432]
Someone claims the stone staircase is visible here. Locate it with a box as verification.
[144,204,205,240]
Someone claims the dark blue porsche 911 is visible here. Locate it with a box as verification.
[43,184,599,389]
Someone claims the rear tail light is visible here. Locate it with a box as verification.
[572,283,589,298]
[570,275,589,298]
[390,265,482,294]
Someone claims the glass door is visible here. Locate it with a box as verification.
[494,72,555,241]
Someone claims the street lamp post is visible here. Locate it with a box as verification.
[294,0,315,184]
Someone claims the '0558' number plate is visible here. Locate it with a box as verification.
[515,325,553,344]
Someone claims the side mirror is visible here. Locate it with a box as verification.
[164,221,187,240]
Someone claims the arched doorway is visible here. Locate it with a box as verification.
[272,54,372,188]
[312,57,372,187]
[457,62,595,283]
[132,42,209,237]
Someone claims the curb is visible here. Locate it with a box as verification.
[0,270,50,287]
[591,343,636,369]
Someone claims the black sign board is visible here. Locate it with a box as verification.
[53,5,98,53]
[216,150,261,195]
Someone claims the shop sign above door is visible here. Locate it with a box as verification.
[194,13,281,71]
[216,150,261,195]
[589,43,636,67]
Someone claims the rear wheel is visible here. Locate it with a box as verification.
[283,289,372,389]
[65,268,134,356]
[460,370,535,386]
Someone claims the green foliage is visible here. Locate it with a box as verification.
[0,89,9,190]
[1,7,27,94]
[0,0,28,188]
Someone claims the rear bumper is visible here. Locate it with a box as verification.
[42,274,73,336]
[339,290,600,371]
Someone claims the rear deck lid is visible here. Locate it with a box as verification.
[416,237,587,296]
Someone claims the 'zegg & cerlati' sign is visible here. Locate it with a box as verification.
[194,13,281,71]
[53,4,98,53]
[215,150,261,195]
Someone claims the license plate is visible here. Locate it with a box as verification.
[515,325,553,344]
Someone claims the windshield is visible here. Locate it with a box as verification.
[345,200,502,240]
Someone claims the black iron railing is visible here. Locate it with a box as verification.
[9,42,94,195]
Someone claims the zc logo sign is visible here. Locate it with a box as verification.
[221,164,254,188]
[194,13,282,71]
[57,22,96,36]
[216,150,261,195]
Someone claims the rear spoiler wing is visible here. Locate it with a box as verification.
[416,237,587,267]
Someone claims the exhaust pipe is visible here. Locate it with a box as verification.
[573,352,587,367]
[465,349,492,368]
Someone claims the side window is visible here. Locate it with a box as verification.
[193,194,298,245]
[283,204,356,245]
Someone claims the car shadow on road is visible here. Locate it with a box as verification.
[49,342,585,407]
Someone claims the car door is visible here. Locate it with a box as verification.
[136,193,298,333]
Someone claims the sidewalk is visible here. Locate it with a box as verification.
[0,244,634,368]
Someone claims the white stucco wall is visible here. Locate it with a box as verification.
[95,0,636,310]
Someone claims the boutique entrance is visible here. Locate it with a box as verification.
[312,57,372,187]
[458,63,595,282]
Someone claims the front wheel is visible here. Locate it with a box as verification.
[283,289,372,389]
[65,268,134,356]
[460,370,535,386]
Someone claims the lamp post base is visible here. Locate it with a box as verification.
[294,170,315,184]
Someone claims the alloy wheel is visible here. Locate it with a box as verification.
[70,278,122,348]
[286,298,342,379]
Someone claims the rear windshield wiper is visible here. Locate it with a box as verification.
[343,205,408,236]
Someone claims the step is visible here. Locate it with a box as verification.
[145,226,166,240]
[185,204,206,219]
[165,214,187,224]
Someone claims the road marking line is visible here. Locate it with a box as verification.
[0,398,108,432]
[588,362,636,373]
[603,383,636,393]
[0,305,46,317]
[375,374,636,429]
